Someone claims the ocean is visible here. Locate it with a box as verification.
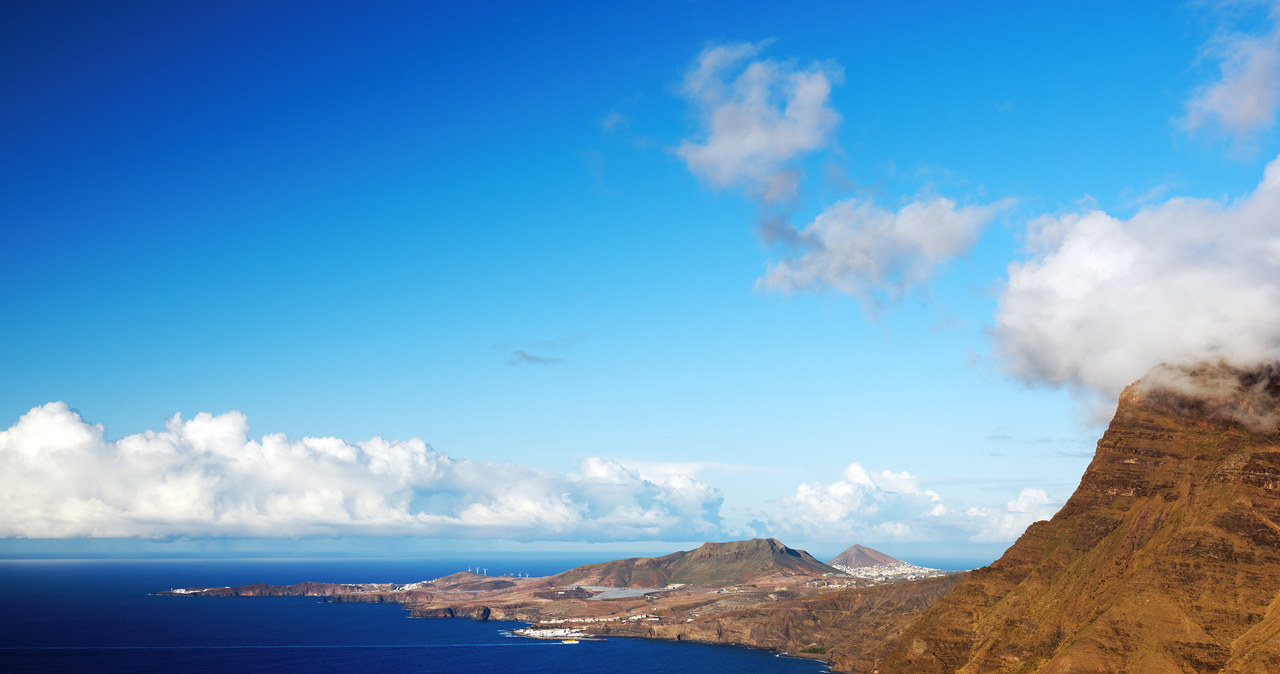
[0,558,829,672]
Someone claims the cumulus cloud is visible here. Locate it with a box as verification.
[676,41,842,203]
[769,462,943,542]
[675,44,1006,309]
[0,403,724,541]
[1184,2,1280,143]
[765,462,1065,545]
[992,154,1280,418]
[758,197,1009,305]
[965,488,1058,543]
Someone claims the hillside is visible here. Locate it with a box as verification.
[828,544,902,569]
[834,362,1280,673]
[551,538,837,588]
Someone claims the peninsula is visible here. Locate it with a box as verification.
[162,537,961,661]
[163,362,1280,672]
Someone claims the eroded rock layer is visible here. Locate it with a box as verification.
[845,363,1280,673]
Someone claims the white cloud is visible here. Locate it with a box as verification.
[676,41,842,203]
[601,110,628,132]
[0,403,724,541]
[766,463,1066,545]
[1184,2,1280,143]
[769,462,942,542]
[758,197,1009,304]
[675,44,1004,310]
[611,459,780,482]
[965,488,1058,543]
[992,154,1280,418]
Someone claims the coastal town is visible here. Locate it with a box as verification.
[513,612,663,641]
[827,561,948,582]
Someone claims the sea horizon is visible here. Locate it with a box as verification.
[0,557,833,673]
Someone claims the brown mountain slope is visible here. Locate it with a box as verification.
[596,573,966,658]
[551,538,837,588]
[834,362,1280,673]
[829,544,902,569]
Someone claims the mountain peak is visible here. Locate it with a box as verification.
[828,544,901,569]
[551,537,834,588]
[691,537,790,556]
[1128,361,1280,434]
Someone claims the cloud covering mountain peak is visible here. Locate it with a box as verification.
[993,154,1280,418]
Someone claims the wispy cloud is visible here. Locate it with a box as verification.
[501,335,582,366]
[0,403,723,541]
[1183,1,1280,147]
[601,110,628,132]
[509,350,567,366]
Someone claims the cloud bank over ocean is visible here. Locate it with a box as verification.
[0,403,724,541]
[1,403,1050,546]
[768,462,1058,546]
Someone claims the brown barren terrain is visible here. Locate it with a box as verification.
[844,363,1280,673]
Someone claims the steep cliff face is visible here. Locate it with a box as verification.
[551,538,837,588]
[844,363,1280,673]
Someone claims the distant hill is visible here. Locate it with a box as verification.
[835,362,1280,673]
[551,538,837,588]
[828,544,901,569]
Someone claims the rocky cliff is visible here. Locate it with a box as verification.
[839,362,1280,673]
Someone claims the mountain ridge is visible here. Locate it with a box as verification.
[550,537,837,588]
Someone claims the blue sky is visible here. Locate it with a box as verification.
[4,1,1280,563]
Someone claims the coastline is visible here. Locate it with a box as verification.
[0,558,828,673]
[160,570,967,672]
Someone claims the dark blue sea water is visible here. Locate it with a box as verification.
[0,559,828,672]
